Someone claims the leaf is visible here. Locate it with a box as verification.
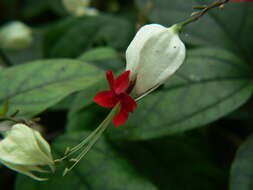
[136,0,253,60]
[15,132,158,190]
[79,47,119,62]
[0,59,103,117]
[113,131,226,190]
[68,48,124,117]
[21,0,50,19]
[66,104,107,132]
[109,48,253,140]
[78,47,124,71]
[68,79,106,116]
[5,30,44,64]
[230,135,253,190]
[44,14,135,58]
[0,100,9,117]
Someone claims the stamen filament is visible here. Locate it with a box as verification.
[59,103,121,175]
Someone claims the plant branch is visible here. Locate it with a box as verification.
[178,0,230,28]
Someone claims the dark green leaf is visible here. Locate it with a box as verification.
[69,48,124,117]
[230,135,253,190]
[21,0,50,19]
[66,104,107,132]
[0,59,103,117]
[5,30,44,65]
[79,47,118,62]
[15,132,158,190]
[78,46,124,71]
[44,14,135,58]
[113,131,226,190]
[136,0,253,60]
[109,48,253,140]
[68,77,106,117]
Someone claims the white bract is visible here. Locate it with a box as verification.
[0,21,32,49]
[0,124,54,181]
[126,24,186,95]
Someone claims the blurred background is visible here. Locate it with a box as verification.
[0,0,253,190]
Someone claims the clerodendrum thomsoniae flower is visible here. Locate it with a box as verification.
[0,124,54,181]
[59,23,186,175]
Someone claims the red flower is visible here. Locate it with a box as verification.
[93,70,137,127]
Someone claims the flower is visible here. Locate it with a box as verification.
[0,21,33,49]
[93,70,137,126]
[126,24,186,95]
[0,124,54,181]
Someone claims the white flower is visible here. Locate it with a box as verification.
[126,24,186,95]
[0,124,54,181]
[0,21,33,49]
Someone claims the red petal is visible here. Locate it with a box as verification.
[106,70,115,91]
[113,107,129,127]
[120,93,137,112]
[114,70,130,94]
[93,91,118,108]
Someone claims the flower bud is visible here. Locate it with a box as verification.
[0,124,54,181]
[0,21,33,49]
[126,24,186,95]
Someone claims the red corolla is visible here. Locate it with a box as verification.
[93,70,137,126]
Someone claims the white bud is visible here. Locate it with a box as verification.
[0,21,33,49]
[126,24,186,95]
[0,124,54,181]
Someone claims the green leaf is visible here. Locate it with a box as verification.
[44,14,135,58]
[15,132,158,190]
[230,135,253,190]
[79,47,119,62]
[109,48,253,140]
[5,30,44,64]
[136,0,253,60]
[69,48,124,117]
[0,59,103,117]
[0,100,9,117]
[21,0,50,19]
[68,75,106,117]
[113,131,226,190]
[66,104,107,132]
[78,47,124,71]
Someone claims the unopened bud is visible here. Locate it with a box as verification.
[126,24,186,95]
[0,124,54,181]
[0,21,33,49]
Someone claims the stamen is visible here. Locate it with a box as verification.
[58,103,121,176]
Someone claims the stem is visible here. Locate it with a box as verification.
[0,117,20,123]
[0,48,13,67]
[178,0,230,29]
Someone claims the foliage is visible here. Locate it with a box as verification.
[0,0,253,189]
